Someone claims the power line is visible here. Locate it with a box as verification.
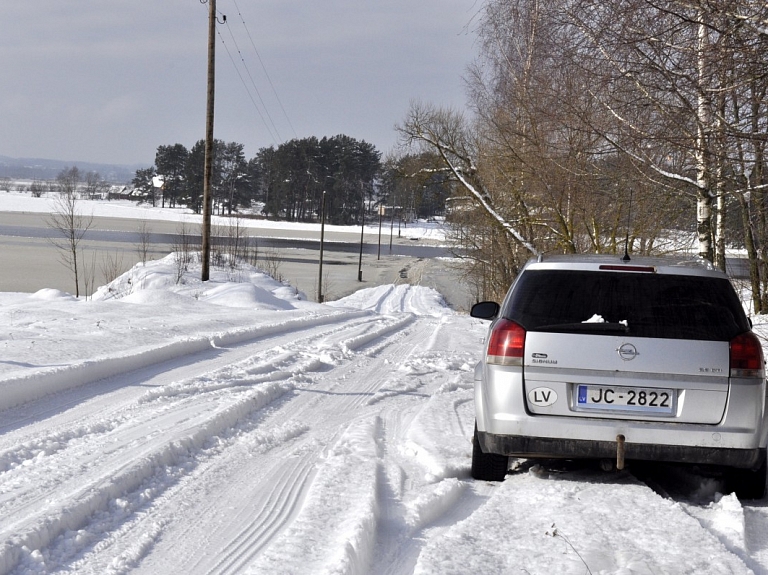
[200,0,295,148]
[231,0,298,139]
[222,19,283,143]
[216,27,280,145]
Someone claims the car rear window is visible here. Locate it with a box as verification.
[503,270,749,341]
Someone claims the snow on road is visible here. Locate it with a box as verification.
[1,256,767,574]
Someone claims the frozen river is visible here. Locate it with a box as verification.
[0,211,470,309]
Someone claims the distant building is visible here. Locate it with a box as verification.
[107,185,131,200]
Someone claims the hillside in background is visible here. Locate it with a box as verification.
[0,155,145,183]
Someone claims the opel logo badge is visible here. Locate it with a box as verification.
[618,343,639,361]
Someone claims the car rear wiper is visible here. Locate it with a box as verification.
[534,322,630,334]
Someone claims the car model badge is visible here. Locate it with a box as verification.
[617,343,639,361]
[531,352,557,365]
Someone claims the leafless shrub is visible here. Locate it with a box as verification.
[211,217,252,271]
[172,252,187,285]
[212,251,225,268]
[224,216,250,268]
[100,251,125,284]
[29,180,45,198]
[322,269,334,301]
[245,236,259,266]
[172,221,195,284]
[261,246,283,282]
[82,250,97,300]
[210,221,225,269]
[136,221,152,265]
[173,221,195,266]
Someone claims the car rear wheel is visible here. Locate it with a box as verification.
[471,424,509,481]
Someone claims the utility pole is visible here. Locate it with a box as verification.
[201,0,217,281]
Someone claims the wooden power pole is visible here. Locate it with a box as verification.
[201,0,216,281]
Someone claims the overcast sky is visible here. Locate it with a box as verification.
[0,1,479,168]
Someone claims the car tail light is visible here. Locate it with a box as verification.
[487,319,526,366]
[730,332,765,378]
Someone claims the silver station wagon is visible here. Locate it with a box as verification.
[470,254,768,498]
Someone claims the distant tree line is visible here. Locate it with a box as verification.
[2,141,456,225]
[28,166,112,199]
[132,135,393,226]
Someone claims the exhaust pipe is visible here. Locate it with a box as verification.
[616,434,626,470]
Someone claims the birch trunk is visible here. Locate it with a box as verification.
[714,189,726,271]
[737,190,761,313]
[696,15,713,262]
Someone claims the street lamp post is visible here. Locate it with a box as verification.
[357,193,364,282]
[377,204,383,260]
[317,190,326,303]
[389,205,394,251]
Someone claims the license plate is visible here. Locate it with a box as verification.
[576,384,674,414]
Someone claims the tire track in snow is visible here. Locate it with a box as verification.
[0,308,370,417]
[34,422,313,575]
[138,313,454,574]
[369,393,485,575]
[0,310,426,574]
[223,310,476,575]
[0,309,370,426]
[245,416,384,575]
[0,380,292,575]
[366,313,484,574]
[258,311,481,575]
[201,457,317,575]
[0,312,395,470]
[2,287,479,574]
[0,312,417,574]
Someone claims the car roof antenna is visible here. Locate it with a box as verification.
[622,188,633,262]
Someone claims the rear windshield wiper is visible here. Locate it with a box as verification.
[533,322,630,334]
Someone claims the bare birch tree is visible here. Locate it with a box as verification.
[46,189,93,298]
[397,0,768,300]
[397,101,539,256]
[564,0,768,298]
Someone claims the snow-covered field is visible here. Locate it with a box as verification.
[1,252,767,575]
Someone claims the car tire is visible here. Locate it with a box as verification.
[728,455,767,500]
[471,424,509,481]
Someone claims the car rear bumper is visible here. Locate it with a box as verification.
[478,430,766,469]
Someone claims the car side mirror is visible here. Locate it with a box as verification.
[470,301,500,320]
